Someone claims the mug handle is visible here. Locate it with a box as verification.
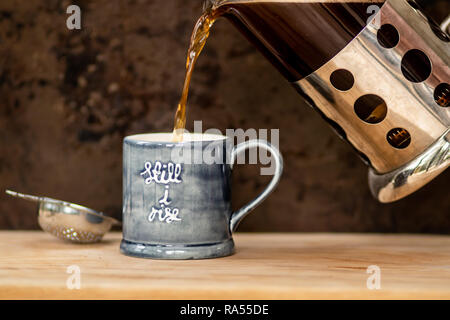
[229,140,283,232]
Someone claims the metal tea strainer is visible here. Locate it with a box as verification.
[6,190,120,243]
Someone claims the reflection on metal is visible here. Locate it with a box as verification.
[293,0,449,201]
[441,15,450,35]
[369,130,449,203]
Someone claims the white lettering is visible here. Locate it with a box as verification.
[366,265,381,290]
[66,265,81,290]
[140,161,182,185]
[367,5,381,28]
[66,5,81,30]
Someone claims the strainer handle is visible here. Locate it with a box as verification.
[5,190,44,203]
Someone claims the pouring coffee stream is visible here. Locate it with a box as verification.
[172,10,218,142]
[173,0,449,201]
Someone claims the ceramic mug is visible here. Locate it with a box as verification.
[120,133,283,259]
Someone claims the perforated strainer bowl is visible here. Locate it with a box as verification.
[6,190,120,243]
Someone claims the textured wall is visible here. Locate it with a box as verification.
[0,0,449,232]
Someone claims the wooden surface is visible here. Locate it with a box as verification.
[0,231,449,300]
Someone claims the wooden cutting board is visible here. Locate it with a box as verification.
[0,231,449,299]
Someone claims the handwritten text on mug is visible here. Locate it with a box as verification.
[141,161,183,224]
[140,161,182,185]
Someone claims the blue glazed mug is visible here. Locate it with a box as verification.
[120,133,283,259]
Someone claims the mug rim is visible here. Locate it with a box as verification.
[124,132,228,144]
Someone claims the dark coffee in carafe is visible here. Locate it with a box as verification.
[215,0,386,81]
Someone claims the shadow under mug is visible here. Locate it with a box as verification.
[120,133,283,259]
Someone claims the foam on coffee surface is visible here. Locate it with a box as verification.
[129,133,227,143]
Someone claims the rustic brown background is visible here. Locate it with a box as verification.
[0,0,448,232]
